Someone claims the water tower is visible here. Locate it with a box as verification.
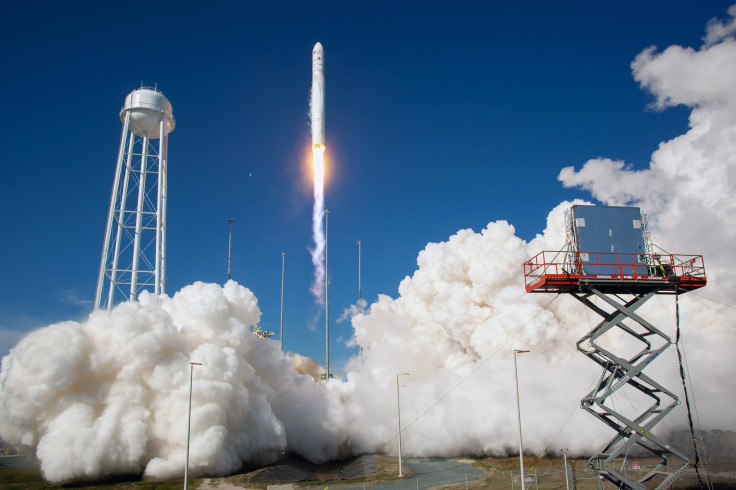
[94,87,175,310]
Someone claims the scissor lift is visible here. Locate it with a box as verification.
[523,206,706,489]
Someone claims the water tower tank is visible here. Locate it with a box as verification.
[120,88,175,138]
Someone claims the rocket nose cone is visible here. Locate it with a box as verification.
[313,42,323,62]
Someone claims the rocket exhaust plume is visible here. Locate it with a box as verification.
[310,42,326,302]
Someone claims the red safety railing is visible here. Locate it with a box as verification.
[524,251,706,293]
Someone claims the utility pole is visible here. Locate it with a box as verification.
[184,362,202,490]
[280,252,285,351]
[561,448,570,490]
[514,349,530,490]
[325,209,330,380]
[227,219,234,281]
[358,240,362,310]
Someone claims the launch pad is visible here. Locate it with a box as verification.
[523,205,706,489]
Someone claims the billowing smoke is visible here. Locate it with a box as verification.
[558,5,736,302]
[1,6,736,484]
[340,5,736,459]
[0,282,349,482]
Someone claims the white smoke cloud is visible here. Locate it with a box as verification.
[559,7,736,302]
[0,281,347,482]
[337,4,736,460]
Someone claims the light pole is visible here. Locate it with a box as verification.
[325,209,330,380]
[357,240,362,311]
[280,252,285,352]
[227,219,234,281]
[184,362,202,490]
[514,349,530,490]
[397,372,410,477]
[561,448,570,490]
[358,240,363,360]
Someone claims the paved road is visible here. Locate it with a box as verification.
[323,457,484,489]
[0,454,34,468]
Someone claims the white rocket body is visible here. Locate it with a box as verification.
[311,42,325,147]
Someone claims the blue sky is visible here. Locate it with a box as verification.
[1,1,731,373]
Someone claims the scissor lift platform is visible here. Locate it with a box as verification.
[524,251,706,295]
[523,250,706,489]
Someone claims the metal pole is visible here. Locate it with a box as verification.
[280,252,285,351]
[130,136,149,300]
[562,448,570,490]
[227,219,234,281]
[184,362,202,490]
[154,119,165,295]
[325,209,330,379]
[108,131,135,309]
[160,133,168,296]
[358,240,363,360]
[95,111,130,310]
[397,373,409,477]
[571,460,577,490]
[397,373,403,477]
[514,349,530,490]
[358,240,362,309]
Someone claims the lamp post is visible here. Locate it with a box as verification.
[325,209,330,380]
[358,240,363,360]
[357,240,362,311]
[280,252,285,352]
[561,448,570,490]
[184,362,202,490]
[227,219,234,281]
[514,349,529,490]
[397,372,410,477]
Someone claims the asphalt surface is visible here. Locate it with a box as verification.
[0,454,34,468]
[325,457,484,489]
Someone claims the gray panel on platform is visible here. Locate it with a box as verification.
[572,205,647,275]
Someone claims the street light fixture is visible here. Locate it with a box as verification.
[514,349,530,490]
[184,362,202,490]
[397,372,410,477]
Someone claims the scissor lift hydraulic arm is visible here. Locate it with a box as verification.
[524,251,706,489]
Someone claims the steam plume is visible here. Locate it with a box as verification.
[309,146,326,303]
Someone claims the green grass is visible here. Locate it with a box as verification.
[0,467,199,489]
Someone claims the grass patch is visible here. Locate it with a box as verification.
[0,467,201,490]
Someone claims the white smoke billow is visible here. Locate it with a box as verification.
[309,147,326,303]
[0,282,348,482]
[2,6,736,484]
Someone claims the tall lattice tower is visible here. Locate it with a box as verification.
[95,87,175,310]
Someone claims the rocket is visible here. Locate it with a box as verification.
[311,42,325,148]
